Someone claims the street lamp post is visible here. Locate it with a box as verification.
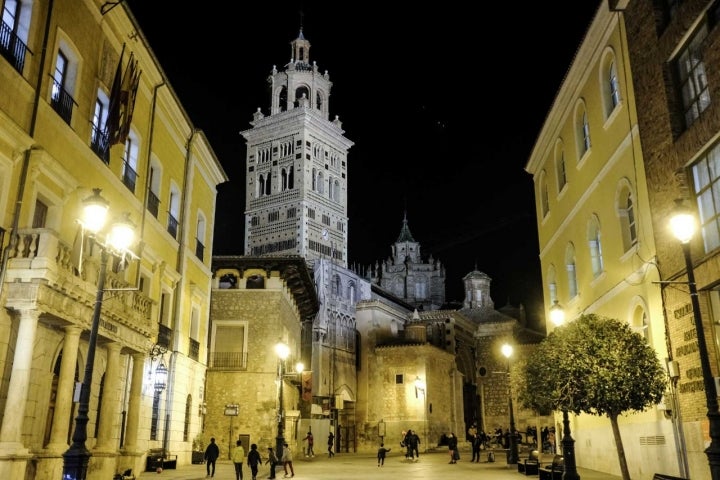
[275,341,290,472]
[549,302,580,480]
[62,189,135,480]
[501,343,519,465]
[670,201,720,479]
[414,376,427,452]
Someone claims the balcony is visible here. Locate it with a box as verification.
[90,122,110,163]
[195,239,204,262]
[3,228,153,333]
[147,191,160,218]
[209,351,248,370]
[189,338,200,361]
[50,78,75,125]
[0,20,30,73]
[122,161,138,193]
[167,214,178,239]
[157,323,173,349]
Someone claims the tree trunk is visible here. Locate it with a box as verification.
[609,413,631,480]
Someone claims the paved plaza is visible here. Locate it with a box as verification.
[136,449,621,480]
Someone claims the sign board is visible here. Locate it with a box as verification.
[224,404,239,416]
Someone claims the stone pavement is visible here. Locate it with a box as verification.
[136,449,621,480]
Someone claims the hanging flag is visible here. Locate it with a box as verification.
[107,45,142,146]
[116,52,141,144]
[301,371,312,402]
[106,44,125,145]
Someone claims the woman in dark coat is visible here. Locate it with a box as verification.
[447,432,459,464]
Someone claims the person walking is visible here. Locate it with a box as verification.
[377,443,391,466]
[232,439,245,480]
[447,432,459,464]
[204,437,220,478]
[265,447,278,480]
[281,442,294,478]
[404,429,420,461]
[247,444,261,480]
[302,431,315,457]
[327,432,335,457]
[471,432,482,463]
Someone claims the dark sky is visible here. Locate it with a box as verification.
[125,1,599,325]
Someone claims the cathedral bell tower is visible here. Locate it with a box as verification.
[241,28,354,267]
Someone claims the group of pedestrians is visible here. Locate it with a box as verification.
[202,430,341,479]
[202,437,288,480]
[401,429,421,461]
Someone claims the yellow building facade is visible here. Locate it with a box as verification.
[0,1,226,478]
[525,4,679,478]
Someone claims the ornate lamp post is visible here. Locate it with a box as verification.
[414,376,427,452]
[670,200,720,480]
[62,189,135,480]
[549,301,580,480]
[501,343,519,465]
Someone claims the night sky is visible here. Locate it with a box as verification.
[125,1,600,328]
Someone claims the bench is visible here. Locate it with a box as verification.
[145,448,178,472]
[517,449,540,475]
[539,454,563,480]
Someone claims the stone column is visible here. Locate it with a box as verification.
[95,342,121,452]
[0,309,40,455]
[122,352,145,453]
[45,326,82,453]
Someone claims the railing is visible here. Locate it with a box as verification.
[4,228,153,331]
[189,338,200,361]
[50,77,75,125]
[90,122,110,163]
[167,214,178,239]
[157,323,173,349]
[147,190,160,218]
[122,161,137,193]
[0,20,29,73]
[195,239,204,262]
[209,351,248,370]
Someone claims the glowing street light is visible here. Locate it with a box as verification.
[62,189,135,480]
[501,343,518,465]
[547,301,580,480]
[670,200,720,480]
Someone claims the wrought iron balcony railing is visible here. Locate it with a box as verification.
[50,77,75,125]
[147,190,160,218]
[90,122,110,163]
[209,351,248,370]
[0,20,30,73]
[122,161,137,193]
[167,214,178,239]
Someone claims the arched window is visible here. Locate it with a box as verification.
[555,142,567,192]
[547,264,558,304]
[631,302,650,342]
[575,102,591,159]
[587,215,604,278]
[601,50,621,119]
[616,181,638,252]
[565,243,578,299]
[539,170,550,218]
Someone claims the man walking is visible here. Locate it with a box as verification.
[204,437,220,478]
[471,432,482,463]
[302,431,315,457]
[327,432,335,457]
[265,447,278,479]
